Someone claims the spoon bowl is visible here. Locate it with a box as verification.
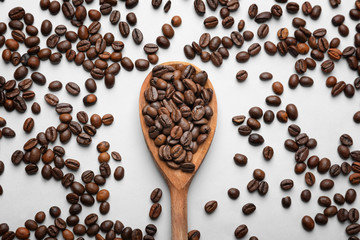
[139,61,217,240]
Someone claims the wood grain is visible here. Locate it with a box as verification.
[139,61,217,240]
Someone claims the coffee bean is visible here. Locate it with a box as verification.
[301,189,311,202]
[258,181,269,195]
[234,224,248,239]
[304,172,315,186]
[204,16,218,28]
[236,70,248,82]
[242,203,256,215]
[64,159,80,171]
[184,45,195,59]
[346,224,360,235]
[232,116,246,127]
[324,205,338,217]
[320,179,334,191]
[284,139,298,152]
[204,200,217,214]
[64,82,80,96]
[329,164,341,177]
[188,230,200,240]
[149,203,162,219]
[77,133,91,146]
[318,158,331,174]
[248,133,264,146]
[222,16,234,28]
[234,153,247,166]
[263,146,273,160]
[248,4,258,18]
[265,95,281,106]
[135,59,150,71]
[272,82,284,95]
[161,0,170,12]
[22,117,34,133]
[257,24,269,39]
[228,188,240,199]
[255,11,272,23]
[314,213,328,226]
[333,193,345,205]
[262,110,274,124]
[280,179,294,190]
[345,189,357,204]
[248,43,261,56]
[276,110,288,123]
[247,179,259,192]
[113,166,124,180]
[349,208,359,223]
[302,216,314,231]
[282,196,291,208]
[194,0,206,15]
[247,118,260,130]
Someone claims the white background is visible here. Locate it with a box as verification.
[0,0,359,239]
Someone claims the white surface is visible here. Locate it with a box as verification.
[0,0,359,239]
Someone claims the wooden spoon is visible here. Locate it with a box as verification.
[139,61,217,240]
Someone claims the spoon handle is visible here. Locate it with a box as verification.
[170,186,188,240]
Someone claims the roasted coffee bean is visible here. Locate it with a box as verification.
[318,158,331,174]
[346,224,360,235]
[113,166,124,180]
[324,205,338,217]
[262,110,274,124]
[301,189,311,202]
[263,146,273,160]
[242,203,256,215]
[282,196,292,208]
[156,36,170,49]
[321,60,335,73]
[331,81,346,96]
[330,164,341,177]
[222,16,234,29]
[255,11,272,23]
[264,41,277,55]
[280,179,294,190]
[247,118,261,130]
[236,70,248,82]
[149,203,162,219]
[258,181,269,195]
[349,208,359,223]
[234,224,248,239]
[248,4,258,18]
[247,179,259,192]
[248,133,264,146]
[248,107,263,119]
[272,82,284,95]
[345,189,357,204]
[230,32,244,48]
[232,116,246,126]
[204,16,218,28]
[320,179,334,191]
[255,25,268,41]
[265,95,281,106]
[248,43,261,56]
[23,117,34,133]
[302,216,314,231]
[204,200,217,214]
[341,162,351,176]
[228,188,240,199]
[65,82,80,96]
[334,193,345,205]
[315,213,328,225]
[234,153,247,166]
[350,173,360,184]
[261,72,273,80]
